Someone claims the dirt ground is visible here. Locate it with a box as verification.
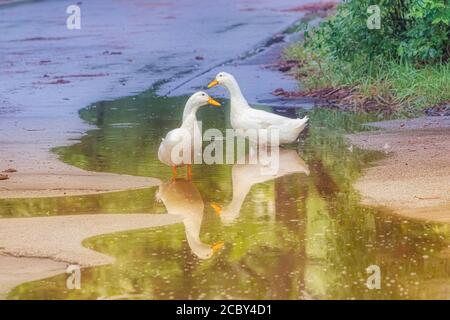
[348,116,450,223]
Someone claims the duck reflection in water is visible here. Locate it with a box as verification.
[156,178,224,259]
[211,148,310,224]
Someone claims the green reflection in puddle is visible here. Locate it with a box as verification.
[0,188,165,218]
[5,91,450,300]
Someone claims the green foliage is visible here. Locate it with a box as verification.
[285,0,450,113]
[306,0,450,64]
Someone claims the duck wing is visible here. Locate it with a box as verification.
[164,128,186,144]
[244,108,302,128]
[158,128,187,165]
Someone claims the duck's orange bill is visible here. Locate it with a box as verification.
[207,79,219,88]
[210,202,222,215]
[211,241,224,253]
[207,97,221,107]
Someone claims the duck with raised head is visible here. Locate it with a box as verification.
[158,91,220,180]
[207,72,308,145]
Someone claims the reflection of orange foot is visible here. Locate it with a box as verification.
[187,164,192,181]
[171,166,177,182]
[211,241,224,253]
[210,203,222,216]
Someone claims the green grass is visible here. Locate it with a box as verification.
[285,42,450,116]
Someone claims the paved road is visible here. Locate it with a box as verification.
[0,0,312,174]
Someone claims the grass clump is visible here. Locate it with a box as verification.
[285,0,450,115]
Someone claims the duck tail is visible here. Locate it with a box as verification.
[291,116,308,138]
[294,115,308,128]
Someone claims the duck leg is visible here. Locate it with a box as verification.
[171,166,177,181]
[187,164,192,181]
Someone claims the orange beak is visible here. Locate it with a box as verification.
[210,203,222,215]
[207,79,219,89]
[207,97,221,107]
[211,241,224,253]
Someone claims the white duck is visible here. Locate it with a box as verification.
[208,72,308,145]
[156,179,224,259]
[158,91,220,180]
[211,148,310,224]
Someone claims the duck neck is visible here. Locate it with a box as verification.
[223,173,252,219]
[225,79,249,109]
[184,218,212,259]
[182,100,200,126]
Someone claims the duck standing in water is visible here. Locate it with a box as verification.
[207,72,308,145]
[158,91,220,180]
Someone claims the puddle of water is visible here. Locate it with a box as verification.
[3,92,450,300]
[0,188,165,218]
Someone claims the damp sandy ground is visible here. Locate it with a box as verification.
[0,213,181,266]
[0,213,182,298]
[0,144,160,199]
[0,0,312,199]
[348,116,450,223]
[0,255,66,299]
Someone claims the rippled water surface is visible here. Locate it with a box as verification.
[3,92,450,299]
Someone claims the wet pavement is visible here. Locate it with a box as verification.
[0,0,315,178]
